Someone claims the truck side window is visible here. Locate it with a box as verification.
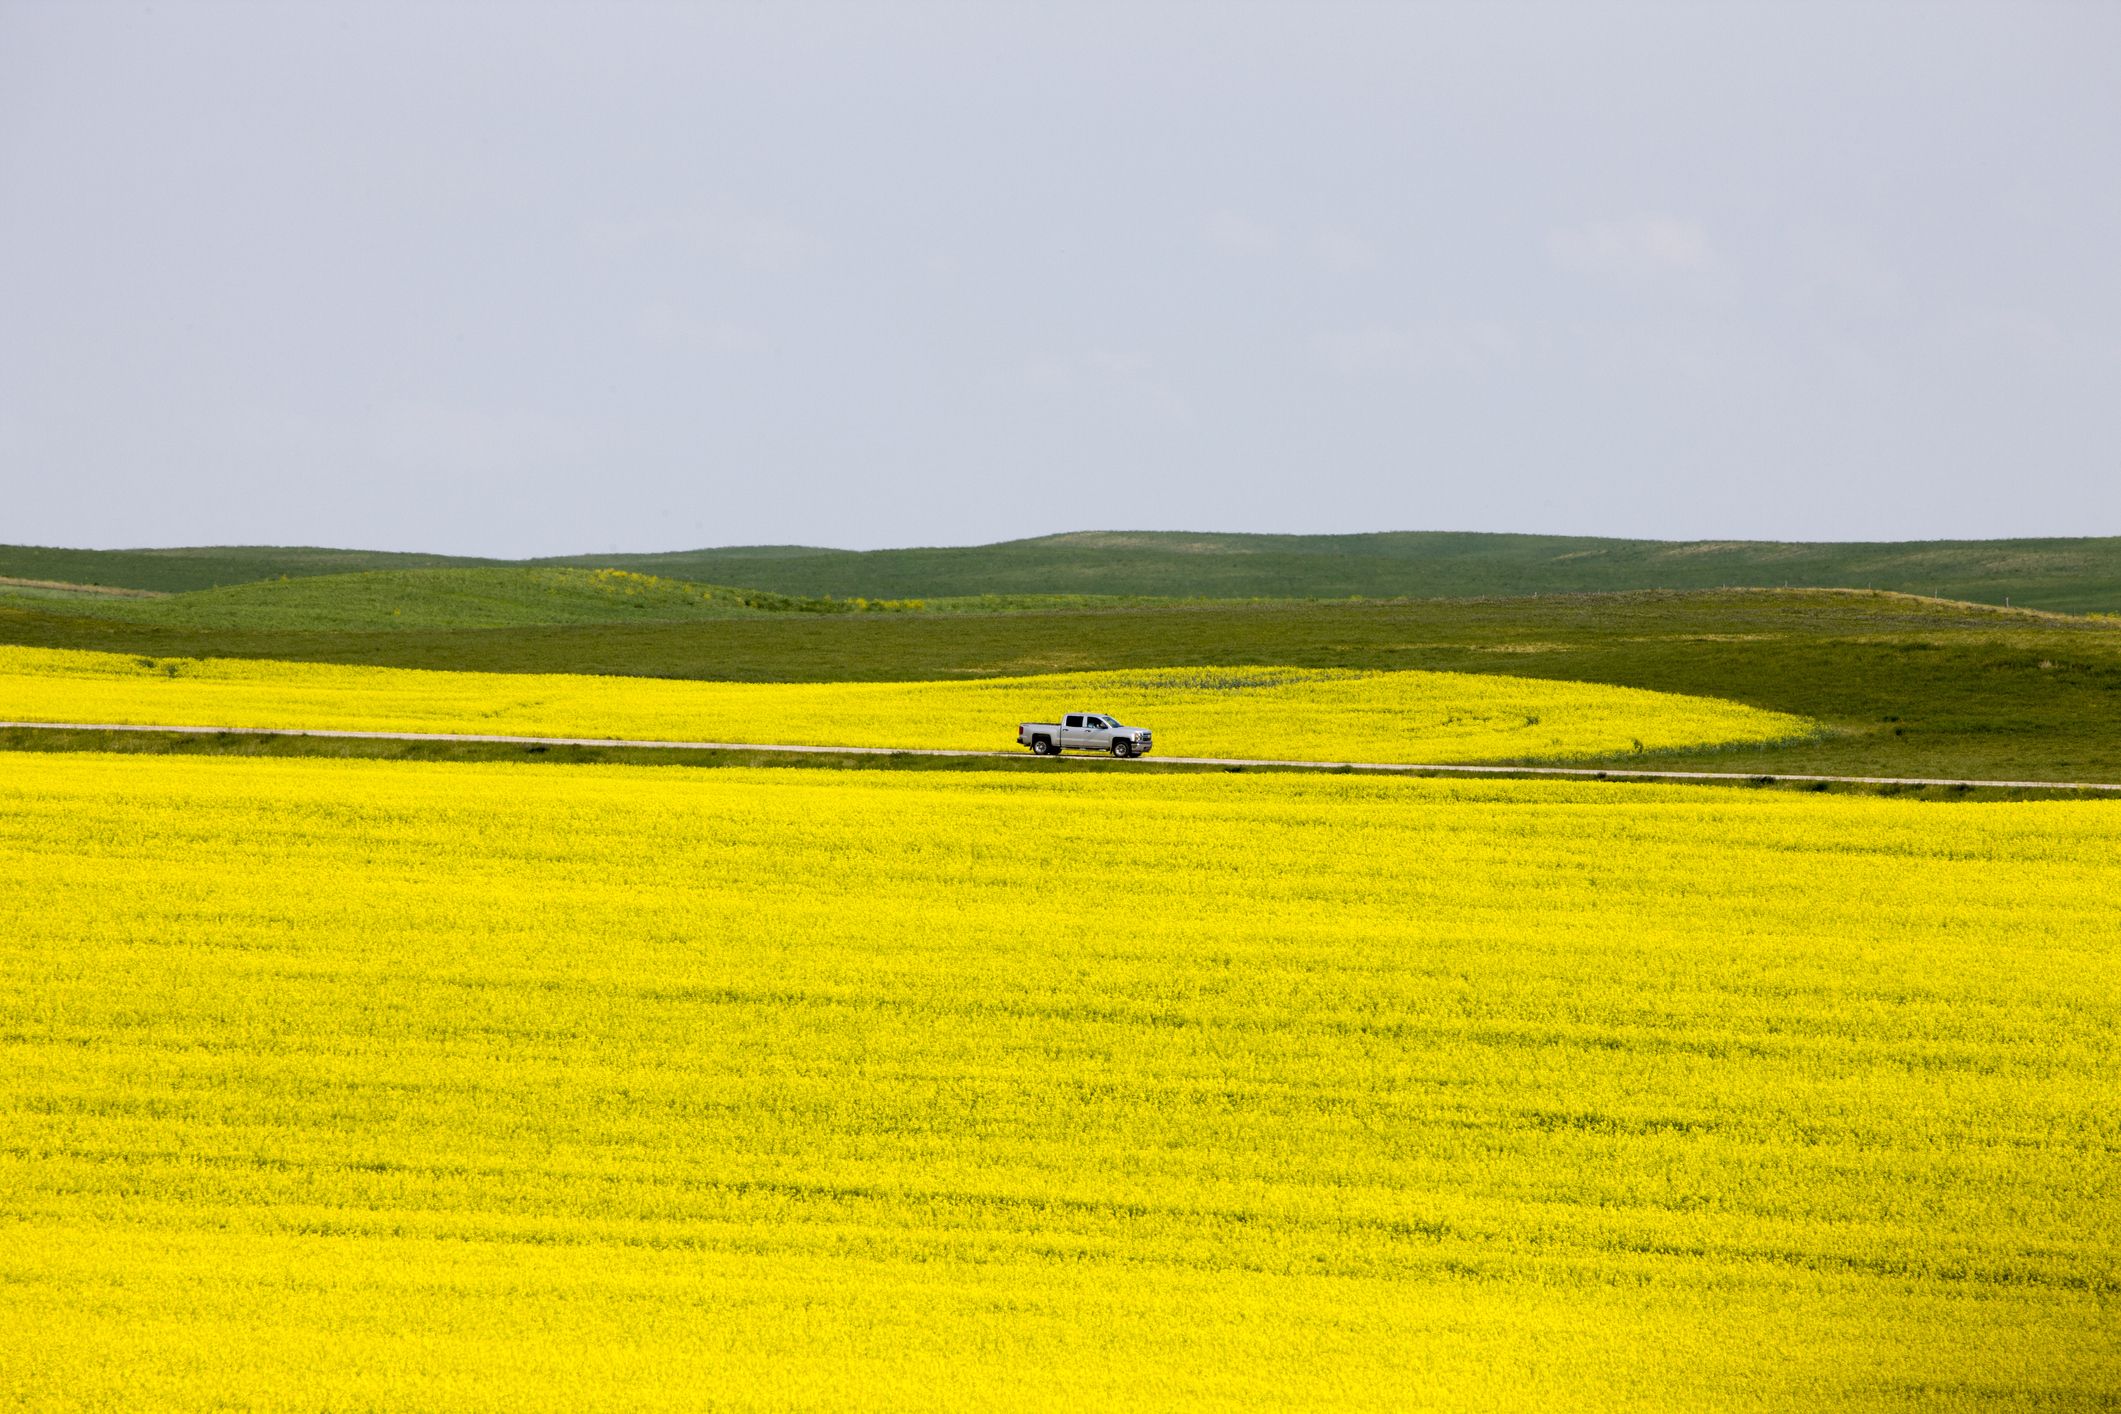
[1065,715,1082,728]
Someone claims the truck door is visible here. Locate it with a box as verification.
[1063,714,1087,750]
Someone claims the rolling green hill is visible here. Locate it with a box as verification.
[0,567,1163,631]
[0,567,904,631]
[10,531,2121,610]
[577,531,2121,611]
[0,544,498,593]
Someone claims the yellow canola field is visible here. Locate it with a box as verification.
[0,643,1813,763]
[1,752,2115,1411]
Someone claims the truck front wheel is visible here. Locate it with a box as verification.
[1111,740,1134,758]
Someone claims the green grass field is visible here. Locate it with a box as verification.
[11,530,2121,609]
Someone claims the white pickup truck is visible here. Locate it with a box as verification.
[1018,713,1153,758]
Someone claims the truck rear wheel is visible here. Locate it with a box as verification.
[1031,737,1054,755]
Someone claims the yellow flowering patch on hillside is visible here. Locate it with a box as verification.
[0,754,2115,1409]
[0,645,1814,763]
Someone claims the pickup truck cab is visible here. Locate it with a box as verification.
[1018,712,1153,758]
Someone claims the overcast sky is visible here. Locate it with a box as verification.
[4,2,2118,556]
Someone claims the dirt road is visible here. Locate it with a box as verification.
[6,719,2118,792]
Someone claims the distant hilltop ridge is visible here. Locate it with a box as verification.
[4,530,2119,613]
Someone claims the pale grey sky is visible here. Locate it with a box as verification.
[4,1,2118,555]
